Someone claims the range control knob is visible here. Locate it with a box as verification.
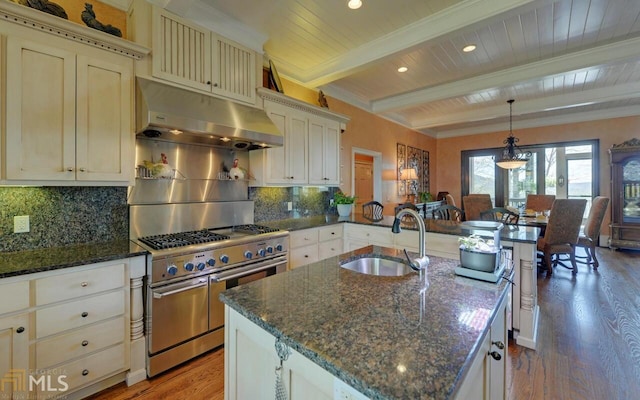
[275,244,283,252]
[196,262,206,271]
[244,251,253,260]
[167,265,178,276]
[184,262,194,271]
[257,248,266,257]
[220,255,229,263]
[266,246,274,254]
[207,258,216,267]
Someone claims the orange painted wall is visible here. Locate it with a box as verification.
[436,116,640,235]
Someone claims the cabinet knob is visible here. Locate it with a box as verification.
[81,340,89,347]
[82,369,89,376]
[304,255,309,258]
[492,341,505,350]
[79,168,86,172]
[16,327,25,334]
[489,351,502,361]
[81,282,88,287]
[67,167,74,172]
[81,311,89,318]
[213,82,219,87]
[206,81,211,85]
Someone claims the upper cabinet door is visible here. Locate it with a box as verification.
[76,55,133,183]
[152,8,212,92]
[5,37,76,181]
[212,35,256,104]
[308,116,340,185]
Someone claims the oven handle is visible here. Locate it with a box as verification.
[212,256,287,282]
[153,279,208,299]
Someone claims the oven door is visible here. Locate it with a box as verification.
[212,255,287,289]
[148,276,209,354]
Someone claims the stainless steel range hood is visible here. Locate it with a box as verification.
[135,77,283,150]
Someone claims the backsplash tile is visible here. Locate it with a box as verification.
[0,187,128,253]
[251,186,340,222]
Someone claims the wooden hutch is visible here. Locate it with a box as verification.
[609,138,640,250]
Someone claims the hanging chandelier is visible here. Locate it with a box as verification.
[496,99,531,169]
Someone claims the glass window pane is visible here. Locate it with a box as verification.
[469,156,496,201]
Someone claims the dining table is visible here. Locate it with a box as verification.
[518,214,548,236]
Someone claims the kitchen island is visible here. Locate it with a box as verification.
[264,214,540,350]
[221,245,512,399]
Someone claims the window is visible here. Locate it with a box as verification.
[462,140,599,210]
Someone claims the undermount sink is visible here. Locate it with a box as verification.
[340,257,414,276]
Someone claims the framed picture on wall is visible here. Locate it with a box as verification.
[422,150,430,194]
[407,146,422,196]
[397,143,406,195]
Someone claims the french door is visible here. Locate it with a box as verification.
[462,140,598,210]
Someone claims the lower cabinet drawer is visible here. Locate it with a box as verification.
[36,317,126,369]
[318,238,343,258]
[36,344,126,397]
[318,225,342,242]
[290,244,319,269]
[36,291,125,338]
[290,229,319,248]
[35,263,125,306]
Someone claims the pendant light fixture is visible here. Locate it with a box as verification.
[496,99,531,169]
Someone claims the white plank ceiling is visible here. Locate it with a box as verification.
[141,0,640,138]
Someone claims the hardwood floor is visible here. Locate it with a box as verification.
[89,247,640,400]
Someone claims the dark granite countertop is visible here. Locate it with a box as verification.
[264,214,540,243]
[220,245,513,399]
[0,240,148,279]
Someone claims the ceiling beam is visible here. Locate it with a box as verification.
[407,82,640,129]
[372,36,640,113]
[296,0,536,88]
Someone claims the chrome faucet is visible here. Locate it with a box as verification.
[391,208,429,272]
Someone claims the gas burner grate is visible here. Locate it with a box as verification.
[139,229,230,250]
[233,224,280,235]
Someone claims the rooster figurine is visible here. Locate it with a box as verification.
[16,0,68,19]
[81,3,122,37]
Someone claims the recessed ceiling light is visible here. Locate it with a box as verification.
[220,137,231,142]
[169,129,182,135]
[397,66,408,73]
[462,44,476,52]
[347,0,362,10]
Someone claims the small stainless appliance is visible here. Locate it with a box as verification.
[131,201,288,377]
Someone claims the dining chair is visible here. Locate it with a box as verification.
[537,199,587,275]
[432,205,465,222]
[462,194,493,221]
[525,194,556,212]
[445,193,456,207]
[362,201,384,221]
[394,202,419,222]
[480,207,520,225]
[575,196,610,269]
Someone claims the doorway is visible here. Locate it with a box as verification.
[351,147,382,214]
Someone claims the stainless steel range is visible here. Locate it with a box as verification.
[130,201,288,377]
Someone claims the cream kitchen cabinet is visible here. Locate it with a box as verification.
[251,100,308,185]
[128,1,257,105]
[251,89,349,187]
[0,281,29,400]
[454,292,508,400]
[32,262,130,399]
[3,36,134,185]
[289,225,343,269]
[225,306,335,400]
[308,115,341,185]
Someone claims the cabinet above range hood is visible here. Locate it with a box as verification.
[135,77,283,150]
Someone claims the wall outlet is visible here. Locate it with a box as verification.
[330,199,335,206]
[287,202,293,211]
[14,215,30,233]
